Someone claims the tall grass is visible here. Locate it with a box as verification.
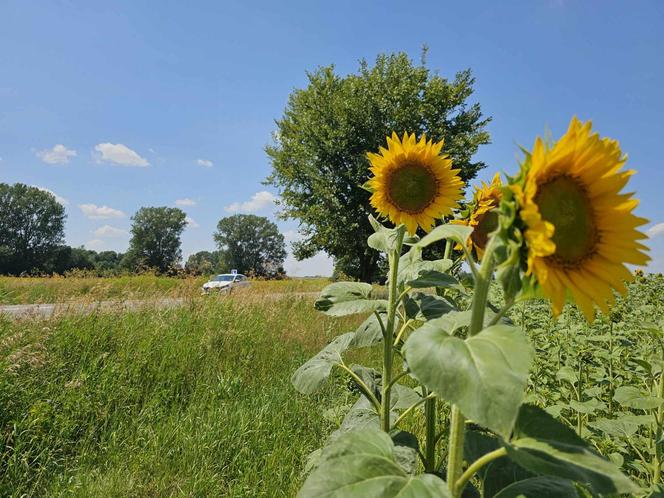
[0,294,363,497]
[0,275,329,305]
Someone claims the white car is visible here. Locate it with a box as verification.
[202,273,250,294]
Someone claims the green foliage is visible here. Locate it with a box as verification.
[314,281,386,316]
[404,323,533,438]
[294,217,646,498]
[0,183,66,274]
[298,429,450,498]
[214,214,286,278]
[266,52,490,281]
[124,207,187,273]
[185,250,225,275]
[506,405,638,495]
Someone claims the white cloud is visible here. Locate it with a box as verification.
[37,144,77,164]
[93,143,149,167]
[93,225,128,237]
[224,191,278,214]
[197,158,213,168]
[283,229,305,245]
[33,186,69,205]
[85,239,106,251]
[647,223,664,238]
[185,216,200,228]
[79,203,125,219]
[284,252,333,277]
[176,198,196,207]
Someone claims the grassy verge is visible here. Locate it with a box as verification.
[0,275,329,305]
[0,294,363,497]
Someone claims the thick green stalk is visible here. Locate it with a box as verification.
[443,239,452,260]
[654,365,664,484]
[424,387,437,472]
[447,237,497,496]
[447,405,466,493]
[381,230,405,432]
[454,447,507,495]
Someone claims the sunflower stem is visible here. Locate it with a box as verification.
[447,235,498,496]
[381,228,405,432]
[424,387,437,473]
[443,239,452,260]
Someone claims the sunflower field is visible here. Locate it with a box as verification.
[292,118,662,497]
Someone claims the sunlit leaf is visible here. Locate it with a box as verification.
[415,224,473,249]
[613,386,664,410]
[291,332,354,394]
[506,405,639,495]
[298,429,451,498]
[315,282,387,316]
[404,323,533,437]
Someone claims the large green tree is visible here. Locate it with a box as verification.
[266,51,490,281]
[185,250,225,275]
[123,207,187,273]
[0,183,67,274]
[214,214,286,277]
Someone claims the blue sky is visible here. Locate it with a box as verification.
[1,0,663,275]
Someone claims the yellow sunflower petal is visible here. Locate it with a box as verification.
[367,132,464,235]
[517,117,649,322]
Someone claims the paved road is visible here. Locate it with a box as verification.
[0,292,318,320]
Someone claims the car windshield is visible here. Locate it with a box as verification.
[213,275,235,282]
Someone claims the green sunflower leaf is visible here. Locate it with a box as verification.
[491,476,579,498]
[613,385,664,410]
[403,292,455,321]
[315,282,387,317]
[505,405,639,496]
[350,312,387,348]
[291,332,354,394]
[414,224,473,249]
[403,323,533,437]
[297,428,451,498]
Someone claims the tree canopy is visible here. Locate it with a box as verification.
[0,183,67,275]
[123,207,187,273]
[266,51,490,281]
[185,250,225,275]
[214,214,286,278]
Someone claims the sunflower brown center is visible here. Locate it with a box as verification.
[386,162,438,214]
[534,174,599,268]
[471,210,499,251]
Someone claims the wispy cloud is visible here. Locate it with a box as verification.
[36,144,77,165]
[93,225,128,237]
[79,203,125,219]
[33,186,69,205]
[185,216,200,228]
[93,143,149,167]
[176,198,196,207]
[647,222,664,238]
[224,191,278,214]
[197,159,213,168]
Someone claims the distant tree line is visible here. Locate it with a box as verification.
[0,183,287,277]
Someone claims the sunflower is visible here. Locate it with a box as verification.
[453,173,502,258]
[366,132,464,235]
[513,117,650,321]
